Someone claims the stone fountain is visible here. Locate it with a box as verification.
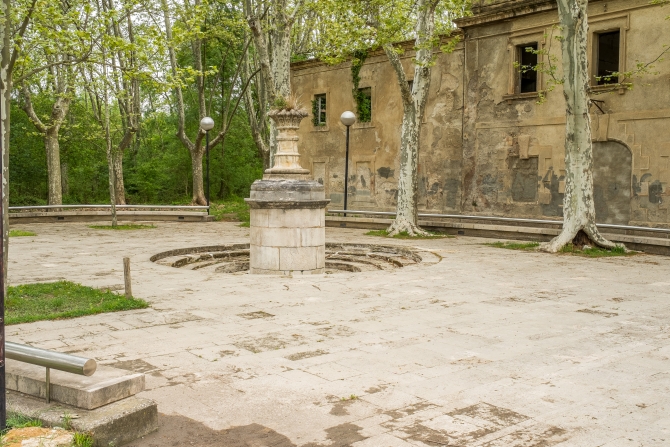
[245,108,330,275]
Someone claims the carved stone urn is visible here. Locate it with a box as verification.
[245,108,330,275]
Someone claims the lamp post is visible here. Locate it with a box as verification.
[340,111,356,217]
[200,117,215,215]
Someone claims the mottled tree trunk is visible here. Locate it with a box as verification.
[20,87,71,207]
[242,51,270,168]
[1,0,10,306]
[269,25,292,166]
[244,0,298,165]
[191,150,206,206]
[61,162,69,197]
[113,154,126,205]
[44,128,63,206]
[271,25,292,101]
[105,150,117,227]
[542,0,619,252]
[384,0,438,237]
[162,0,206,205]
[390,105,423,235]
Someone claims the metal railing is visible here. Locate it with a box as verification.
[6,342,97,403]
[9,205,209,212]
[327,209,670,234]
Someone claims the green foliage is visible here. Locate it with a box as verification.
[88,224,155,230]
[9,230,37,237]
[312,99,320,126]
[486,241,540,251]
[273,96,289,110]
[312,95,327,127]
[209,196,250,224]
[72,432,94,447]
[9,97,262,206]
[272,94,303,111]
[313,0,467,64]
[558,244,633,258]
[6,281,149,325]
[61,413,73,431]
[365,229,449,239]
[351,50,372,123]
[4,412,43,431]
[487,241,634,257]
[8,0,263,208]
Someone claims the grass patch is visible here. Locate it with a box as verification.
[486,241,540,251]
[72,432,94,447]
[88,224,155,230]
[5,412,42,431]
[487,241,634,258]
[9,230,36,237]
[210,196,250,226]
[7,281,149,325]
[558,243,633,258]
[365,229,451,239]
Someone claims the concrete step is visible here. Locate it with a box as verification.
[7,359,145,410]
[7,390,158,447]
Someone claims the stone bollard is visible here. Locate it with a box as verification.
[246,108,330,275]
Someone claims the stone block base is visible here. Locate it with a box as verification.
[246,178,329,275]
[250,267,325,275]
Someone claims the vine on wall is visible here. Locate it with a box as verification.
[351,50,372,122]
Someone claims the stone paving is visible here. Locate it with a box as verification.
[7,222,670,446]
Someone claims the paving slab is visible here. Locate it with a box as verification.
[7,221,670,446]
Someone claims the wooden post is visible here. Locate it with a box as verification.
[123,257,132,298]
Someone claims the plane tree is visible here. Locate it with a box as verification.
[314,0,467,236]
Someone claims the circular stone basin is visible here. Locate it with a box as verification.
[150,243,441,274]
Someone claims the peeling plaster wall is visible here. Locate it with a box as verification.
[292,43,465,213]
[291,0,670,227]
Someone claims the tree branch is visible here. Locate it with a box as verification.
[210,66,261,148]
[9,0,38,75]
[19,85,47,133]
[383,43,412,106]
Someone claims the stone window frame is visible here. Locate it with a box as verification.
[311,89,331,132]
[503,29,547,101]
[587,13,630,93]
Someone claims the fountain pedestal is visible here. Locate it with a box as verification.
[246,109,330,275]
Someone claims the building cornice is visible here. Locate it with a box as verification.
[455,0,557,28]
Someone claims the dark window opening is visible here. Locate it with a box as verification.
[596,30,620,85]
[517,43,538,93]
[407,80,414,93]
[357,87,372,123]
[313,94,327,126]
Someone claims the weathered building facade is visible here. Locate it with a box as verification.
[291,0,670,226]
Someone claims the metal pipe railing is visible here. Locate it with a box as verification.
[326,209,670,234]
[9,205,209,211]
[6,342,97,403]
